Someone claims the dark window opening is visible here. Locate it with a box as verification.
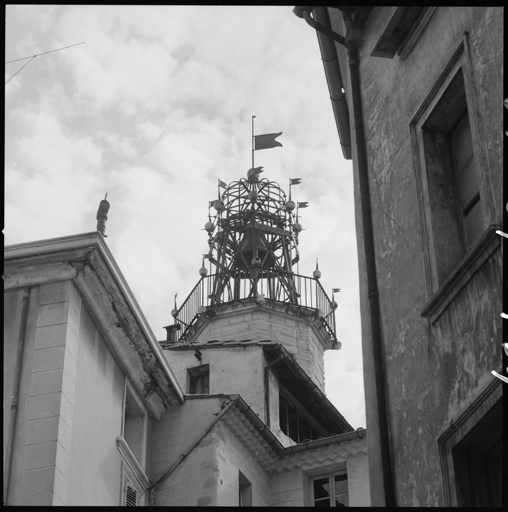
[188,364,209,394]
[452,399,502,507]
[239,471,252,506]
[124,386,146,465]
[451,113,483,249]
[279,393,318,444]
[312,472,349,507]
[421,68,484,285]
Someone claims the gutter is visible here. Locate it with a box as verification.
[312,8,352,159]
[294,6,395,506]
[282,427,366,455]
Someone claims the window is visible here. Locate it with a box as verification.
[451,402,501,507]
[450,114,483,249]
[239,471,252,507]
[438,379,501,507]
[420,69,484,285]
[279,393,319,443]
[312,472,349,507]
[410,36,495,312]
[122,465,142,506]
[123,385,147,466]
[187,364,209,394]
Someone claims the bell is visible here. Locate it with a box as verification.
[236,228,274,269]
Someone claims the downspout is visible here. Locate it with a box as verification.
[147,396,238,505]
[4,287,32,505]
[294,6,395,506]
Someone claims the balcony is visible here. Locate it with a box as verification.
[169,267,337,344]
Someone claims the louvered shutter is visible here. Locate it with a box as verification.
[125,482,139,506]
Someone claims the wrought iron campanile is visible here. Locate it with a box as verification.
[168,169,338,345]
[207,169,301,305]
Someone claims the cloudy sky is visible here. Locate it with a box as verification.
[5,5,365,428]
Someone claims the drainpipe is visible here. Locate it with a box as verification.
[4,287,32,505]
[294,6,395,507]
[147,396,238,505]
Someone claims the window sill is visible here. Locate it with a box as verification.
[421,225,501,324]
[117,437,151,490]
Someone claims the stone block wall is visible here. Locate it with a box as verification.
[215,421,271,506]
[151,397,225,506]
[270,468,306,507]
[347,453,371,506]
[190,302,332,391]
[13,281,81,505]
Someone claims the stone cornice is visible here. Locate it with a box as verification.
[4,232,185,416]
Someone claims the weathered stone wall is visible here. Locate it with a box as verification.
[214,421,271,506]
[163,346,266,419]
[151,397,225,506]
[4,279,150,506]
[332,6,502,507]
[4,282,83,506]
[186,301,332,391]
[66,296,127,505]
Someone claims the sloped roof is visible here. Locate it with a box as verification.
[189,394,366,474]
[167,340,353,435]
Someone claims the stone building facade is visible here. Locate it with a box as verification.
[5,170,369,506]
[294,6,503,507]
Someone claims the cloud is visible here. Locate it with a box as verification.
[5,5,365,427]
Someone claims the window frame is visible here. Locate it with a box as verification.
[438,378,502,507]
[449,112,483,250]
[311,471,349,507]
[122,381,148,468]
[278,383,329,444]
[238,470,253,507]
[409,34,496,322]
[187,363,210,395]
[121,462,145,506]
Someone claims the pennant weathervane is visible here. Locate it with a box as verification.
[254,132,283,151]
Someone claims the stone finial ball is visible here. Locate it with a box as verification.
[313,269,322,279]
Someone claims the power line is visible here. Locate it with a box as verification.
[5,41,84,64]
[5,42,84,85]
[5,57,35,85]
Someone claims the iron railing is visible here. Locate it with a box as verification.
[171,267,337,343]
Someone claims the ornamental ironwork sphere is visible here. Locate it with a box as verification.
[205,173,301,276]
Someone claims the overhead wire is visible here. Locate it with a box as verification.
[5,56,35,85]
[5,41,84,64]
[5,42,84,85]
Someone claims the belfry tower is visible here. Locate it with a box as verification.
[166,170,339,386]
[161,168,350,443]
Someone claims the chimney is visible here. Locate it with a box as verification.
[96,193,110,237]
